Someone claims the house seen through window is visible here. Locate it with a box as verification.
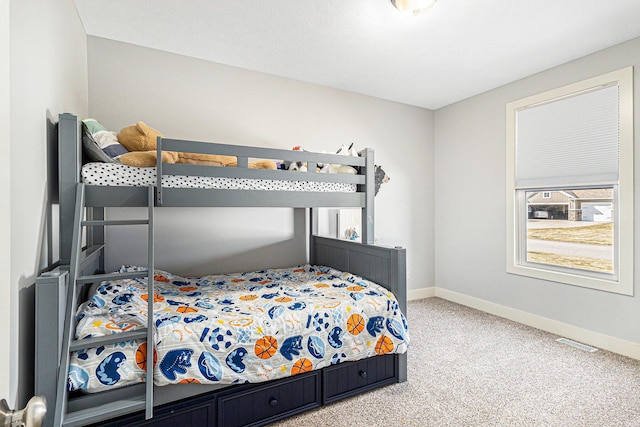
[525,188,614,273]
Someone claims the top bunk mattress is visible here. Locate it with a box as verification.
[82,162,357,192]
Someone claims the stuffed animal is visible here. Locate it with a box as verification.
[285,144,358,174]
[284,146,311,172]
[328,143,358,175]
[335,143,358,157]
[117,121,276,169]
[344,227,359,241]
[374,165,390,195]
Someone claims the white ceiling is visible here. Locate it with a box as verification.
[74,0,640,110]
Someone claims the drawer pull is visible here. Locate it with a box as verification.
[359,370,367,379]
[269,397,278,407]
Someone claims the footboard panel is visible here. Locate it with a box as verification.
[311,236,406,311]
[311,236,407,383]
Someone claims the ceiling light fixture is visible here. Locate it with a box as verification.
[391,0,437,15]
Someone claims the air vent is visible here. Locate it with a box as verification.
[556,338,598,352]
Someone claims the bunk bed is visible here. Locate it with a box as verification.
[36,113,408,427]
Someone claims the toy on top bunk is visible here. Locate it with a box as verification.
[116,121,277,169]
[281,144,391,195]
[81,118,276,169]
[374,165,390,196]
[281,143,360,174]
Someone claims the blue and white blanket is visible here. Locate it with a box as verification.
[68,264,409,392]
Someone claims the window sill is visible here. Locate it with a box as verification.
[507,263,633,296]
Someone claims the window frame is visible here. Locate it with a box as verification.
[506,67,634,295]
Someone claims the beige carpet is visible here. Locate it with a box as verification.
[272,297,640,427]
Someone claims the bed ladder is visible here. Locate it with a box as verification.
[53,183,155,427]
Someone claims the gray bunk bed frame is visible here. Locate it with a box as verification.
[36,113,407,427]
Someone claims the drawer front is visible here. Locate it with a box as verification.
[323,354,398,404]
[97,399,215,427]
[140,403,214,427]
[217,372,321,427]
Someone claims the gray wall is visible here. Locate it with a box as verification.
[87,37,435,290]
[434,36,640,344]
[7,0,88,406]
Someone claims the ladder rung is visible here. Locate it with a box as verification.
[77,270,149,284]
[70,329,148,352]
[82,219,149,226]
[67,383,145,412]
[63,397,146,427]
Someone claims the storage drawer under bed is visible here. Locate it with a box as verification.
[323,354,398,404]
[217,371,321,427]
[90,355,397,426]
[94,393,216,427]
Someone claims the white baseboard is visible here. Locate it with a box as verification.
[408,287,435,301]
[434,287,640,361]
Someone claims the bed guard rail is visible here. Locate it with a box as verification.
[155,138,373,205]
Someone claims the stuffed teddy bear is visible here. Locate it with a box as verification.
[117,121,276,169]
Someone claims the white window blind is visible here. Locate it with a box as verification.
[515,84,619,188]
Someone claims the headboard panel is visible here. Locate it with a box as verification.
[57,113,83,265]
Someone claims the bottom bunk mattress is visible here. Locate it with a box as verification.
[68,264,409,392]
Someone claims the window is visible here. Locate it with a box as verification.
[506,67,634,295]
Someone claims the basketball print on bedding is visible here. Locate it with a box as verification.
[255,336,278,359]
[291,358,313,375]
[135,343,158,371]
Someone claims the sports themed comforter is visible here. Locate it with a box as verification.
[68,264,409,392]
